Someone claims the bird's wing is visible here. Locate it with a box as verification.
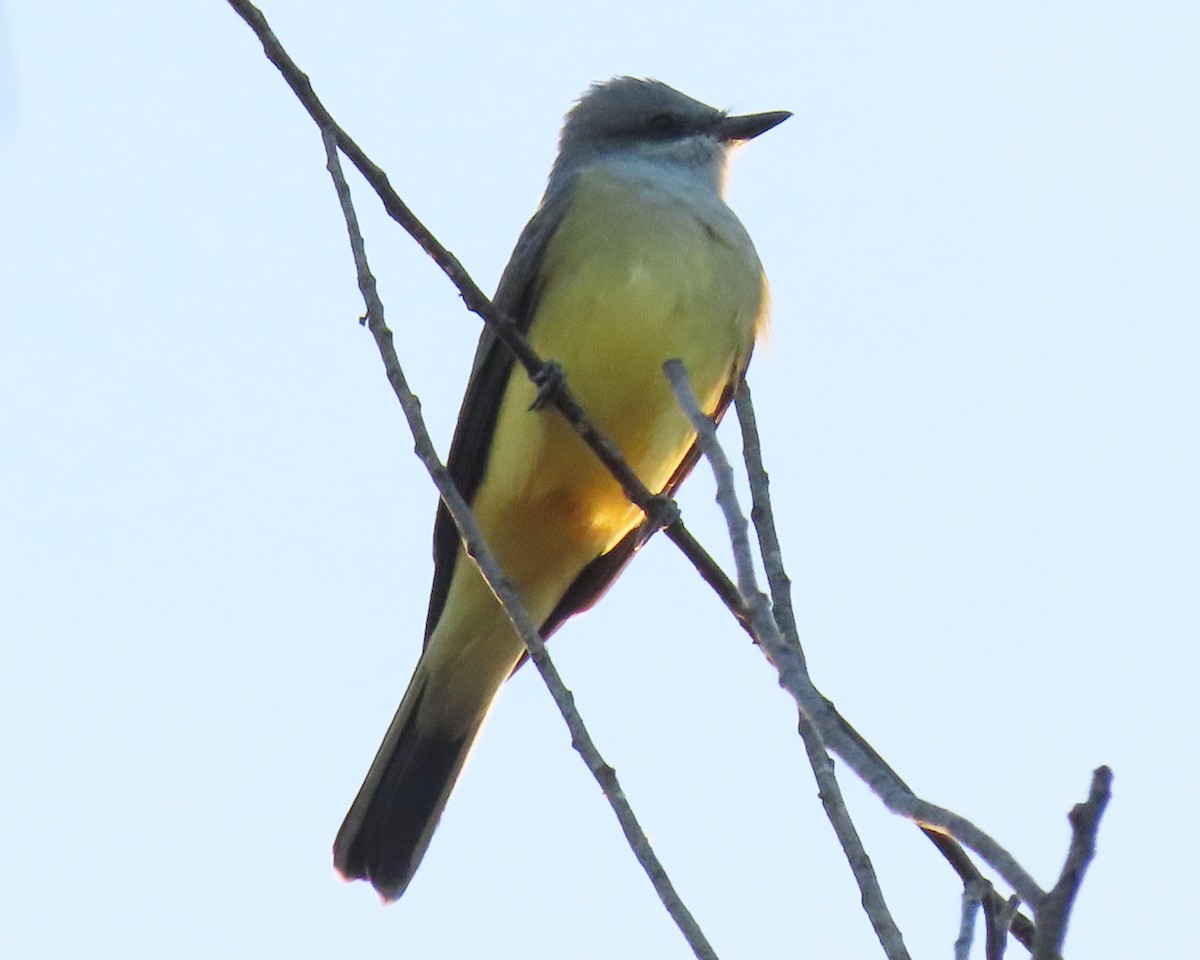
[422,185,571,643]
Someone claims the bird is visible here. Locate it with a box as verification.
[333,76,789,901]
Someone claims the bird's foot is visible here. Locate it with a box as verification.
[646,494,681,531]
[529,360,567,411]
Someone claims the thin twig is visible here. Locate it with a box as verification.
[799,711,912,960]
[666,362,1046,909]
[667,361,909,960]
[1032,767,1113,960]
[988,896,1023,960]
[224,0,752,636]
[320,127,719,960]
[734,383,1046,956]
[956,879,987,960]
[732,381,802,659]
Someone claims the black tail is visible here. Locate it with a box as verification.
[333,681,480,901]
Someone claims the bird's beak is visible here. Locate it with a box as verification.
[715,110,792,143]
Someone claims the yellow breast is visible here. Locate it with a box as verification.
[470,166,768,606]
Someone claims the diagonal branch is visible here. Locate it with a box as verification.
[799,709,912,960]
[733,383,1047,957]
[666,361,910,960]
[321,125,719,960]
[665,361,1046,912]
[955,879,987,960]
[1032,766,1113,960]
[224,0,751,636]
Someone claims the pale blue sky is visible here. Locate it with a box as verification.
[2,2,1197,957]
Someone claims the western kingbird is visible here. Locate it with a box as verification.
[333,76,789,901]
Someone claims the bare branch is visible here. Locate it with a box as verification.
[734,384,1047,955]
[731,382,801,655]
[320,127,719,960]
[956,879,987,960]
[224,0,752,636]
[666,363,1047,911]
[1032,766,1113,960]
[667,360,909,960]
[980,895,1022,960]
[799,711,912,960]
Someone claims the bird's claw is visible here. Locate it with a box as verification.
[529,360,567,411]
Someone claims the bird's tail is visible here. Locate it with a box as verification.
[332,664,488,902]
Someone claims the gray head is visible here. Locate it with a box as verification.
[549,77,790,189]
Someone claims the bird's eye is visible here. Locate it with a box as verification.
[648,112,681,137]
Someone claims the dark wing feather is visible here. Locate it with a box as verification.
[422,186,573,642]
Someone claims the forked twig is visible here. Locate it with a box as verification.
[663,361,1044,907]
[1032,767,1112,959]
[667,361,908,960]
[733,383,1047,956]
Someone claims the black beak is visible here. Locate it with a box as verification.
[715,109,792,143]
